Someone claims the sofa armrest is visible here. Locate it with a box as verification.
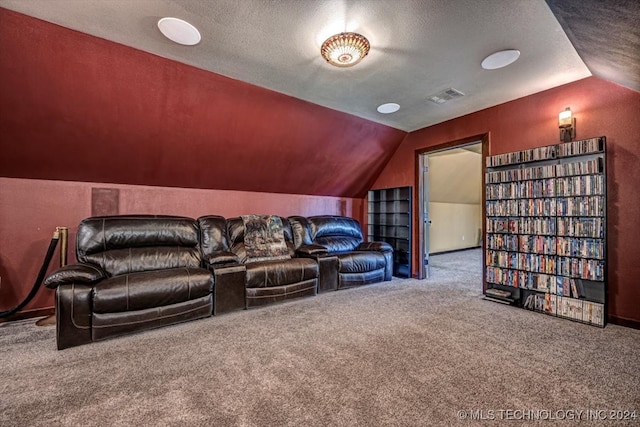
[296,244,329,257]
[212,263,246,315]
[357,241,393,253]
[204,251,240,268]
[44,263,106,289]
[357,241,393,281]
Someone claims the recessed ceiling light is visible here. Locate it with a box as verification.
[481,49,520,70]
[157,17,201,46]
[377,103,400,114]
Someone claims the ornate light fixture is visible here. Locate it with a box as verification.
[321,32,370,67]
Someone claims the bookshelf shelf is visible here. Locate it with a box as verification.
[368,186,412,278]
[484,137,606,327]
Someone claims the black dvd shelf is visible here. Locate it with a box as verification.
[368,186,412,278]
[484,137,607,327]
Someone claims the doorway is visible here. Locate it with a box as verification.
[416,134,488,279]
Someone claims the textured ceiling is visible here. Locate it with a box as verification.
[0,0,594,132]
[546,0,640,93]
[0,8,408,198]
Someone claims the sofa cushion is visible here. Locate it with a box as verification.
[83,247,202,277]
[242,215,290,263]
[76,215,202,275]
[308,216,364,253]
[309,216,363,240]
[227,217,296,262]
[198,215,231,259]
[92,267,213,313]
[338,252,386,273]
[315,236,362,253]
[245,258,318,288]
[287,216,312,248]
[77,216,200,257]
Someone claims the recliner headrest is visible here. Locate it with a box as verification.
[76,215,199,258]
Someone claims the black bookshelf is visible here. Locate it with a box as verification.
[368,186,412,278]
[484,137,606,326]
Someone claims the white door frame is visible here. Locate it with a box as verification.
[418,153,430,279]
[415,134,488,280]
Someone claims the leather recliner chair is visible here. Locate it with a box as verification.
[44,215,214,350]
[225,216,319,308]
[289,215,393,291]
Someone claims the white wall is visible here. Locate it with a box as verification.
[427,146,482,253]
[428,202,482,253]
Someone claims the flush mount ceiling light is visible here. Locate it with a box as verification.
[321,32,370,67]
[481,49,520,70]
[157,17,201,46]
[377,103,400,114]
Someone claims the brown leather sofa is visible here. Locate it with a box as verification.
[44,215,214,350]
[44,214,391,349]
[207,215,319,308]
[289,215,393,291]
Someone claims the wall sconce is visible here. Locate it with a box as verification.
[558,107,575,142]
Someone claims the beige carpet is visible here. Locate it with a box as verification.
[1,249,639,426]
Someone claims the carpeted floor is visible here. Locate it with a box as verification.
[1,249,639,426]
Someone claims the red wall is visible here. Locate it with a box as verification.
[0,177,363,314]
[0,9,406,198]
[0,8,396,317]
[2,8,638,326]
[373,76,640,325]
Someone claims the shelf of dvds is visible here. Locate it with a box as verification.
[484,136,606,326]
[368,186,412,278]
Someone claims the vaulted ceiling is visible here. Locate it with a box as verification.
[545,0,640,93]
[2,0,637,132]
[0,0,602,132]
[0,1,637,198]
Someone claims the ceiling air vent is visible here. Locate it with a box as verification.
[427,88,465,105]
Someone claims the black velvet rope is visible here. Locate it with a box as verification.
[0,235,59,318]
